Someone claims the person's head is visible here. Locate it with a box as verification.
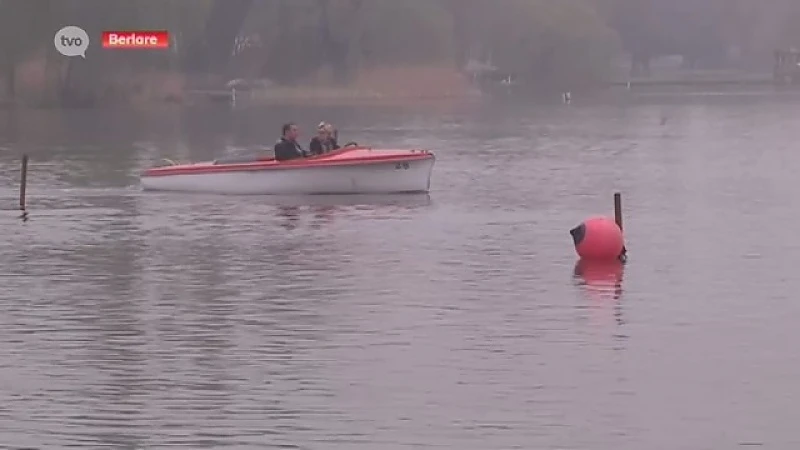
[282,122,299,141]
[317,121,331,140]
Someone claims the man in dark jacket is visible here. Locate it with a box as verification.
[274,122,306,161]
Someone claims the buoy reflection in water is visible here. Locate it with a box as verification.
[573,259,625,326]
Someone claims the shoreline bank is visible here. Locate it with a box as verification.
[183,86,485,107]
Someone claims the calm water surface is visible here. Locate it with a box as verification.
[1,95,800,449]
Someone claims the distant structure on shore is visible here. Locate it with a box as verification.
[463,59,497,83]
[774,49,800,85]
[603,48,800,90]
[463,58,519,91]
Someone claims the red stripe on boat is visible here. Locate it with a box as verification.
[141,147,434,177]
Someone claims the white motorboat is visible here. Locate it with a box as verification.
[140,146,435,195]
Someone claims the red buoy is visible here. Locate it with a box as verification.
[569,216,624,261]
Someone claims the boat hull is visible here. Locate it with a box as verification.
[140,148,435,195]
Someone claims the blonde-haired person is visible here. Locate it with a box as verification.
[309,121,340,155]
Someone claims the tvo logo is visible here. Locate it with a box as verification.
[54,26,89,58]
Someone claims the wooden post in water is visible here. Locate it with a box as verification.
[19,154,28,219]
[614,192,627,262]
[614,192,623,231]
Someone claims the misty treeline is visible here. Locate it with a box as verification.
[2,0,800,106]
[607,0,800,74]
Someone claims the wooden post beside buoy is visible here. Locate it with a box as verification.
[614,192,627,262]
[570,192,627,262]
[19,154,28,221]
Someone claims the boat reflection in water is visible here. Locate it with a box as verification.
[271,193,432,230]
[573,259,625,326]
[266,193,432,208]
